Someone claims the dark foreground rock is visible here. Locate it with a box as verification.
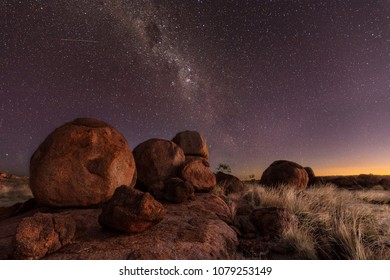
[163,177,195,203]
[14,212,76,259]
[0,198,37,221]
[250,207,297,240]
[216,172,246,194]
[99,186,166,233]
[0,193,237,260]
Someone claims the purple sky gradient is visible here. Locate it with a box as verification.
[1,0,389,178]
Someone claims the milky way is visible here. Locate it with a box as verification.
[1,0,389,178]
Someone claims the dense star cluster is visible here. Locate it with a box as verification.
[1,0,389,177]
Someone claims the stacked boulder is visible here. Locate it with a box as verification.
[133,131,216,203]
[172,130,209,159]
[173,131,216,193]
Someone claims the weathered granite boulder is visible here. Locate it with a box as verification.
[133,139,185,188]
[172,131,209,159]
[260,160,309,191]
[99,186,166,233]
[29,118,137,207]
[180,159,216,192]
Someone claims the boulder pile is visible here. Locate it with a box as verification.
[133,131,216,200]
[0,118,330,260]
[1,120,228,259]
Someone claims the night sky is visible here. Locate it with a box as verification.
[1,0,389,178]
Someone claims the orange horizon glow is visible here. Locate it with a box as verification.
[236,165,390,180]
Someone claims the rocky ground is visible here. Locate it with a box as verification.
[1,119,389,260]
[0,193,238,260]
[1,174,390,260]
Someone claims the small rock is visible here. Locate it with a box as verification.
[99,186,166,233]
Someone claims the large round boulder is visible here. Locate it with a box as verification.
[133,139,185,188]
[260,160,309,191]
[172,131,209,159]
[29,118,137,207]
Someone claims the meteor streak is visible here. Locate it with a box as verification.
[60,38,99,43]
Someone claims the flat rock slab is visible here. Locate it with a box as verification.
[0,193,237,260]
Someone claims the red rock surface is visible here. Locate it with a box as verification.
[99,186,166,233]
[13,212,76,259]
[163,177,194,203]
[172,131,209,159]
[181,159,216,192]
[29,118,137,207]
[133,139,185,187]
[260,160,309,191]
[0,193,237,260]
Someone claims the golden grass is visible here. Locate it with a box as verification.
[241,183,390,259]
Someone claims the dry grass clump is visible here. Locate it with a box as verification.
[243,183,390,259]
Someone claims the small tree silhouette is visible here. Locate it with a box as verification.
[216,163,232,174]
